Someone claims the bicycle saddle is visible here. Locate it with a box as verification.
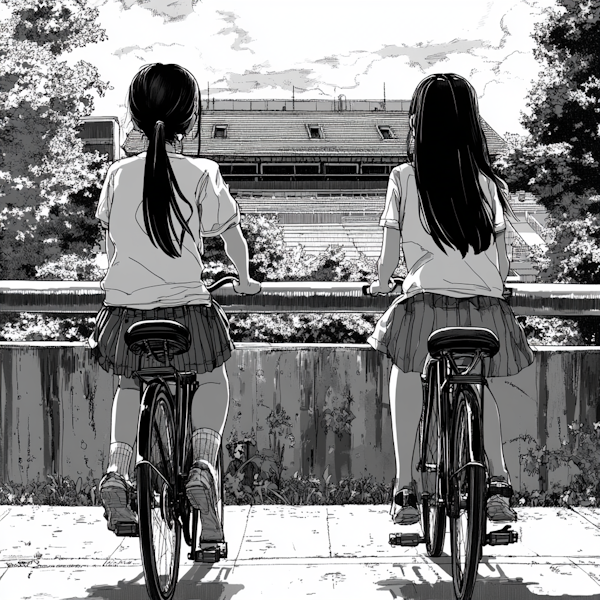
[125,320,191,357]
[427,327,499,359]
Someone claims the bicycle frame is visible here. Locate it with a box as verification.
[421,349,488,517]
[133,365,199,526]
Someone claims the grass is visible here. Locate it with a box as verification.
[0,474,594,509]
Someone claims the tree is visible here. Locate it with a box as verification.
[494,1,600,343]
[0,0,109,278]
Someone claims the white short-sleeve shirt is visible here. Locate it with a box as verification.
[96,153,240,309]
[381,163,506,300]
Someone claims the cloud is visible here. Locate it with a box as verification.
[215,68,326,94]
[113,42,186,59]
[216,10,254,53]
[374,39,488,70]
[113,0,202,22]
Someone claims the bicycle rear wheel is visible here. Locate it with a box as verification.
[137,381,181,600]
[420,365,446,557]
[449,385,486,600]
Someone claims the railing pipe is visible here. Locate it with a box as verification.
[0,281,600,316]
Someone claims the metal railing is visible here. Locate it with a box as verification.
[0,281,599,317]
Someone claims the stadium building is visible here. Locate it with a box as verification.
[120,99,545,281]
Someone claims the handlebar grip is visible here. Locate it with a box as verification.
[363,277,404,296]
[206,275,239,293]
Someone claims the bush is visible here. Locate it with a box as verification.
[511,420,600,507]
[1,214,397,344]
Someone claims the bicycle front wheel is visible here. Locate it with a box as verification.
[420,365,446,557]
[449,385,486,600]
[137,381,181,600]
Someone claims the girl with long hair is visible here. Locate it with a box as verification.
[90,63,260,538]
[368,73,534,525]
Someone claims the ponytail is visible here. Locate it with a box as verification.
[142,120,193,258]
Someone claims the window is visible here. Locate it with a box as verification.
[362,165,388,175]
[262,165,295,175]
[306,124,323,139]
[213,125,228,138]
[325,164,358,175]
[296,164,320,175]
[377,125,394,140]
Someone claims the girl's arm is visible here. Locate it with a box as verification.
[495,230,510,282]
[220,224,261,294]
[370,227,401,294]
[104,229,115,265]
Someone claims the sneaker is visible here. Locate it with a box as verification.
[390,487,420,526]
[186,460,223,541]
[487,476,517,522]
[486,495,518,522]
[98,472,137,534]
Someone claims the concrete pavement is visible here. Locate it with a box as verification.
[0,505,599,599]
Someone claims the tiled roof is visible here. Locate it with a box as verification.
[123,110,507,158]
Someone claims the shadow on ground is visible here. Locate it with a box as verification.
[376,557,600,599]
[81,564,244,600]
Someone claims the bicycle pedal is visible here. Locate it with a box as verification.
[389,532,424,547]
[114,522,139,537]
[192,541,227,563]
[485,525,518,546]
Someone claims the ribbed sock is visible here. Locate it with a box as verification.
[107,442,133,479]
[192,428,221,467]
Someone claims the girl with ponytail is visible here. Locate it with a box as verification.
[90,63,260,538]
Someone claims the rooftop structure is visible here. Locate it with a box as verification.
[122,100,507,192]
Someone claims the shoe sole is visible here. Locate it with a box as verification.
[187,476,223,541]
[100,485,128,509]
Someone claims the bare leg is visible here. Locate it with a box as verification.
[187,364,230,539]
[191,364,230,436]
[107,376,140,478]
[390,365,423,491]
[483,386,511,484]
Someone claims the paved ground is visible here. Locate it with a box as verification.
[0,505,599,599]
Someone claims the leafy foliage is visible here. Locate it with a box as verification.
[511,420,600,507]
[494,2,600,343]
[0,0,109,278]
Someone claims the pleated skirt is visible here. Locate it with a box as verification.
[367,293,534,378]
[89,301,234,379]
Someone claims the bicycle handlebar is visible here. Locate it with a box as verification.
[206,275,241,293]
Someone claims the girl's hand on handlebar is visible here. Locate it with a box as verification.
[367,278,396,296]
[233,277,261,295]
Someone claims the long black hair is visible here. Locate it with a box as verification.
[128,63,201,258]
[407,73,510,257]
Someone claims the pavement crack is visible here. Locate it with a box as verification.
[569,506,600,530]
[326,507,332,558]
[232,506,252,570]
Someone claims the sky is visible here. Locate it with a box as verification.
[8,0,560,139]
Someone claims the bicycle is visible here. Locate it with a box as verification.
[367,281,519,600]
[109,275,241,600]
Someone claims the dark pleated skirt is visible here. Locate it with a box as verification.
[367,293,534,377]
[89,301,234,379]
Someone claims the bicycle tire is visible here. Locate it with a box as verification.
[449,385,486,600]
[420,364,446,557]
[137,381,181,600]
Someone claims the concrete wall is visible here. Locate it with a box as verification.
[1,342,597,492]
